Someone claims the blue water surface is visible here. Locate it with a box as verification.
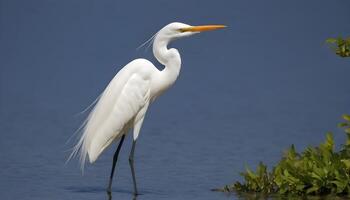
[1,0,350,199]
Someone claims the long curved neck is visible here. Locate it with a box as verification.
[152,35,181,89]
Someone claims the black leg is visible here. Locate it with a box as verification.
[107,192,112,200]
[129,139,138,195]
[107,135,125,194]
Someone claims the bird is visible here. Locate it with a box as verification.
[69,22,226,196]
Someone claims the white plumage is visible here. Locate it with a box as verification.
[68,22,225,195]
[71,59,155,165]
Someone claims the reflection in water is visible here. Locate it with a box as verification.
[65,186,138,199]
[107,191,137,200]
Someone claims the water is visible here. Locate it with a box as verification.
[1,0,350,199]
[1,61,349,200]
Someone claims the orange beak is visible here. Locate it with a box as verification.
[179,25,226,33]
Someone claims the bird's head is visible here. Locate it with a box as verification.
[150,22,226,64]
[157,22,226,41]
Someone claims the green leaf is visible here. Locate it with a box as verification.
[326,37,350,57]
[344,114,350,121]
[229,114,350,196]
[338,122,349,128]
[306,185,319,194]
[326,38,337,43]
[341,159,350,169]
[344,128,350,134]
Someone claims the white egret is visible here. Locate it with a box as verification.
[70,22,225,195]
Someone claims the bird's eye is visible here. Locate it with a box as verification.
[178,28,186,33]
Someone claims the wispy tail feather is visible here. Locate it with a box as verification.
[66,95,102,172]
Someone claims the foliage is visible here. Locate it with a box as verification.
[326,37,350,57]
[217,115,350,197]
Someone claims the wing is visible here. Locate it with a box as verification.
[86,73,151,163]
[69,59,153,169]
